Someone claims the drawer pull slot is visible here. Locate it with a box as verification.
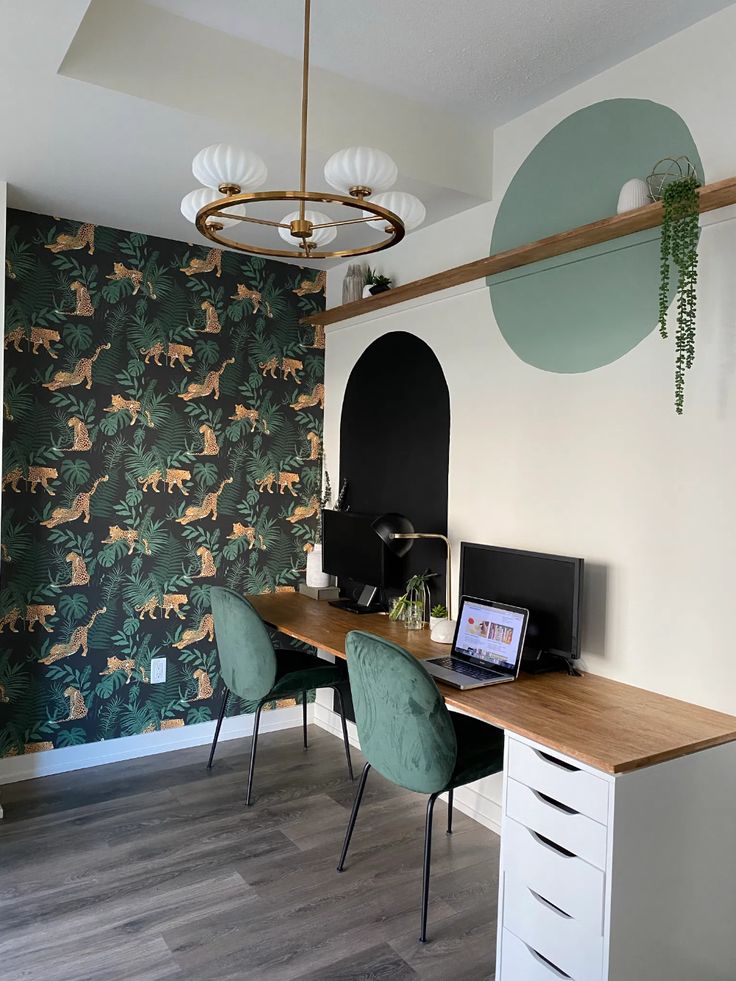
[524,941,573,978]
[529,828,576,858]
[536,749,579,772]
[528,887,573,919]
[532,789,578,815]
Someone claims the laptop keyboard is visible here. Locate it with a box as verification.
[433,656,502,681]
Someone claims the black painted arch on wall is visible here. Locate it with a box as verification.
[339,330,450,605]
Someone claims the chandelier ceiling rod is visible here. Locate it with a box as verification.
[299,0,311,221]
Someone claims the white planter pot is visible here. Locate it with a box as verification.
[305,544,330,588]
[431,619,456,644]
[429,616,446,632]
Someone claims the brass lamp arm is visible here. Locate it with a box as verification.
[390,532,452,621]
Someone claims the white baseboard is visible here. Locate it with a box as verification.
[0,705,308,786]
[313,703,502,835]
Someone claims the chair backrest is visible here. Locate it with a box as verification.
[210,587,277,703]
[345,630,458,794]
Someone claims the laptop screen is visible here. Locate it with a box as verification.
[453,597,528,673]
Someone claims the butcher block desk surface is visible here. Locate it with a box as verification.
[248,592,736,776]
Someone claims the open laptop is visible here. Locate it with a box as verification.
[424,595,529,690]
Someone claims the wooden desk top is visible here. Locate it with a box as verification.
[249,593,736,776]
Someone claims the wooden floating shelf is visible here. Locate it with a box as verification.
[302,176,736,328]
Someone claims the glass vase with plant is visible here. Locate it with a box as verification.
[389,570,436,630]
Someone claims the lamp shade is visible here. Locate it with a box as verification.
[180,188,246,227]
[278,210,337,249]
[192,143,267,191]
[365,191,426,232]
[324,146,398,195]
[372,513,415,557]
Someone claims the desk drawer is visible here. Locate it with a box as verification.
[507,738,610,825]
[503,874,603,981]
[505,777,607,870]
[500,929,578,980]
[502,817,605,933]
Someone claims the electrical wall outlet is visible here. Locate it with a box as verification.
[150,657,167,684]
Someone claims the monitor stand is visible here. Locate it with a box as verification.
[522,649,579,676]
[329,584,381,615]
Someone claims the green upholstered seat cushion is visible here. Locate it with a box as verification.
[267,649,349,698]
[345,630,458,794]
[210,586,277,702]
[443,711,505,791]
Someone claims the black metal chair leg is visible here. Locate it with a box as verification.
[302,691,308,749]
[245,702,264,806]
[207,688,230,770]
[337,762,371,872]
[447,788,454,834]
[420,793,439,943]
[333,686,354,781]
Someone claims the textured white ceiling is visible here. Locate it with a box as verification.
[149,0,735,121]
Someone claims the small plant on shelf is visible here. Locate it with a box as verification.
[364,269,392,296]
[649,157,701,414]
[431,604,448,619]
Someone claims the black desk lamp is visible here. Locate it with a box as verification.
[373,513,454,641]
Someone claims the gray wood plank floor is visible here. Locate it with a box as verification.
[0,726,499,980]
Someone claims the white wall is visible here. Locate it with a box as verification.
[325,7,736,720]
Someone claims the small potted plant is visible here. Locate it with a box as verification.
[362,269,392,298]
[429,603,448,632]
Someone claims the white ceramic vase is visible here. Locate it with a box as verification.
[617,178,651,214]
[305,544,330,589]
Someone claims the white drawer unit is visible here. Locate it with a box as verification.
[497,735,736,980]
[501,816,606,933]
[507,737,610,825]
[498,735,611,981]
[505,776,608,870]
[502,874,604,981]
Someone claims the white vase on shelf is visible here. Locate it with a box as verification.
[305,544,330,589]
[617,178,651,214]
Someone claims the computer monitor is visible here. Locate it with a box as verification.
[322,510,404,608]
[459,542,583,663]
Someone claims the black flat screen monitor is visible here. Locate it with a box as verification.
[322,510,403,588]
[459,542,583,660]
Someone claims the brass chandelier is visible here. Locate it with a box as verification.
[180,0,425,260]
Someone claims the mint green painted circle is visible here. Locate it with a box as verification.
[489,99,702,373]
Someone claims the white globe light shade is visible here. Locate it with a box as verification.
[365,191,426,232]
[279,210,337,249]
[180,188,246,227]
[191,143,267,191]
[324,146,398,195]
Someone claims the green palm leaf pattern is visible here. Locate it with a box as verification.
[0,210,326,756]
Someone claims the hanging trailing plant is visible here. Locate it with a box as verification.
[657,175,700,414]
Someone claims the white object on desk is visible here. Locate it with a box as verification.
[496,733,736,980]
[305,544,331,588]
[430,618,456,644]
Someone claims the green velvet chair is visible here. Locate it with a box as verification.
[208,586,353,804]
[337,630,505,942]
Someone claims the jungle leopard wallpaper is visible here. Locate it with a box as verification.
[0,209,326,758]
